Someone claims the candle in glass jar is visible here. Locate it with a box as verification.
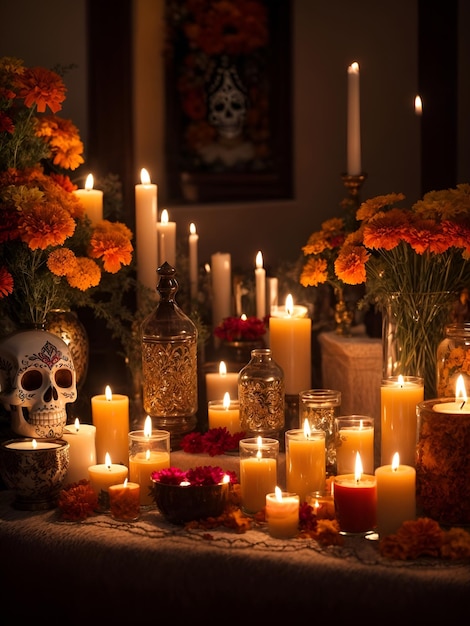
[91,385,129,465]
[239,437,278,515]
[285,421,326,503]
[109,479,141,521]
[266,487,300,539]
[375,452,416,537]
[335,415,374,475]
[208,393,241,434]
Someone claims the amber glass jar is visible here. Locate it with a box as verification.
[436,323,470,397]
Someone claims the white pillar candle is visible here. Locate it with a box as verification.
[135,167,158,292]
[189,222,199,301]
[91,385,130,466]
[157,208,176,267]
[347,62,361,176]
[211,252,232,327]
[255,250,266,319]
[269,294,311,395]
[266,487,300,539]
[375,452,416,538]
[206,361,239,402]
[88,452,129,496]
[62,418,97,484]
[73,173,103,226]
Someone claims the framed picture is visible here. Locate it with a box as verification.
[163,0,293,204]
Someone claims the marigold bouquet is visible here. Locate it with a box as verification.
[0,57,133,329]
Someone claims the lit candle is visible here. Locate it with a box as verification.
[5,439,61,450]
[285,420,326,503]
[239,436,278,515]
[189,222,199,301]
[414,95,423,116]
[157,208,176,267]
[433,375,470,413]
[73,173,103,226]
[347,61,361,176]
[108,478,141,521]
[135,168,158,291]
[265,486,300,539]
[255,250,266,320]
[211,252,232,328]
[269,294,311,395]
[91,385,130,465]
[381,375,424,466]
[335,415,374,475]
[205,361,239,402]
[375,452,416,537]
[334,452,377,534]
[208,393,241,434]
[62,418,97,484]
[88,452,129,498]
[128,417,171,507]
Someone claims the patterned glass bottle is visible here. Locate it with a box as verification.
[141,263,198,445]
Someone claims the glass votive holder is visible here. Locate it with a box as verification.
[239,437,279,516]
[109,480,141,521]
[306,489,336,520]
[208,398,241,435]
[334,415,374,475]
[299,388,341,475]
[333,473,377,535]
[285,428,326,503]
[266,489,300,539]
[128,428,170,508]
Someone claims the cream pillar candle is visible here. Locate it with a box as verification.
[255,250,266,320]
[91,385,130,465]
[285,421,326,503]
[266,487,300,539]
[88,452,129,497]
[73,173,103,226]
[208,394,241,434]
[211,252,232,327]
[157,208,176,267]
[335,415,374,475]
[375,452,416,537]
[189,222,199,301]
[62,418,97,484]
[205,361,239,402]
[239,437,278,515]
[269,294,311,395]
[135,167,158,292]
[347,61,361,176]
[381,375,424,467]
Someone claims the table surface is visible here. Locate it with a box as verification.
[1,485,468,622]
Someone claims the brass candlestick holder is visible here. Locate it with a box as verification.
[341,172,367,208]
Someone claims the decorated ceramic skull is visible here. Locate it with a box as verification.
[0,329,77,438]
[208,66,247,140]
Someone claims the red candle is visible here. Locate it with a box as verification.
[333,453,377,534]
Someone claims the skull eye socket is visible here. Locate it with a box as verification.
[21,369,43,391]
[55,369,73,389]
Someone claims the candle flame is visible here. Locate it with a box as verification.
[85,173,94,190]
[124,478,128,488]
[398,374,404,388]
[32,439,37,449]
[140,168,151,184]
[414,95,423,115]
[146,449,150,461]
[256,435,263,460]
[285,293,294,316]
[105,385,112,401]
[455,374,467,408]
[354,451,363,482]
[348,61,359,74]
[241,313,247,321]
[219,361,227,376]
[74,417,80,432]
[161,208,169,224]
[392,452,400,471]
[105,452,112,469]
[223,392,231,410]
[144,415,152,437]
[256,250,263,269]
[222,474,230,484]
[189,222,196,235]
[275,486,283,501]
[303,418,311,439]
[205,263,211,273]
[180,480,190,486]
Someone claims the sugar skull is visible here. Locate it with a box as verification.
[0,329,77,438]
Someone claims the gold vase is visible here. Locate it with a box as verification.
[46,309,89,390]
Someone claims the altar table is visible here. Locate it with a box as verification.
[0,488,468,623]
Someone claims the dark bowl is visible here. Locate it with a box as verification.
[152,480,230,525]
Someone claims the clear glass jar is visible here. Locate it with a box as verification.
[141,263,198,443]
[238,348,285,438]
[436,322,470,397]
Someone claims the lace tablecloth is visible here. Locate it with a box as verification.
[0,489,468,622]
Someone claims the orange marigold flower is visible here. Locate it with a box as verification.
[36,115,84,170]
[17,202,76,250]
[0,110,14,133]
[334,244,369,285]
[404,219,449,254]
[440,527,470,559]
[47,248,78,277]
[89,221,133,273]
[363,209,410,250]
[0,266,14,297]
[49,172,77,193]
[380,518,444,560]
[356,192,405,222]
[66,257,101,290]
[300,257,328,287]
[16,66,66,114]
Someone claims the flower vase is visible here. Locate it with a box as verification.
[46,309,89,391]
[381,292,454,400]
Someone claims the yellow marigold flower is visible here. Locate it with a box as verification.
[15,65,66,114]
[300,257,328,287]
[36,116,84,170]
[356,192,405,222]
[18,201,76,250]
[302,231,330,256]
[66,257,101,290]
[89,220,133,273]
[334,244,369,285]
[47,248,78,277]
[322,217,344,232]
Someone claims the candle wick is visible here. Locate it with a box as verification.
[460,399,466,410]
